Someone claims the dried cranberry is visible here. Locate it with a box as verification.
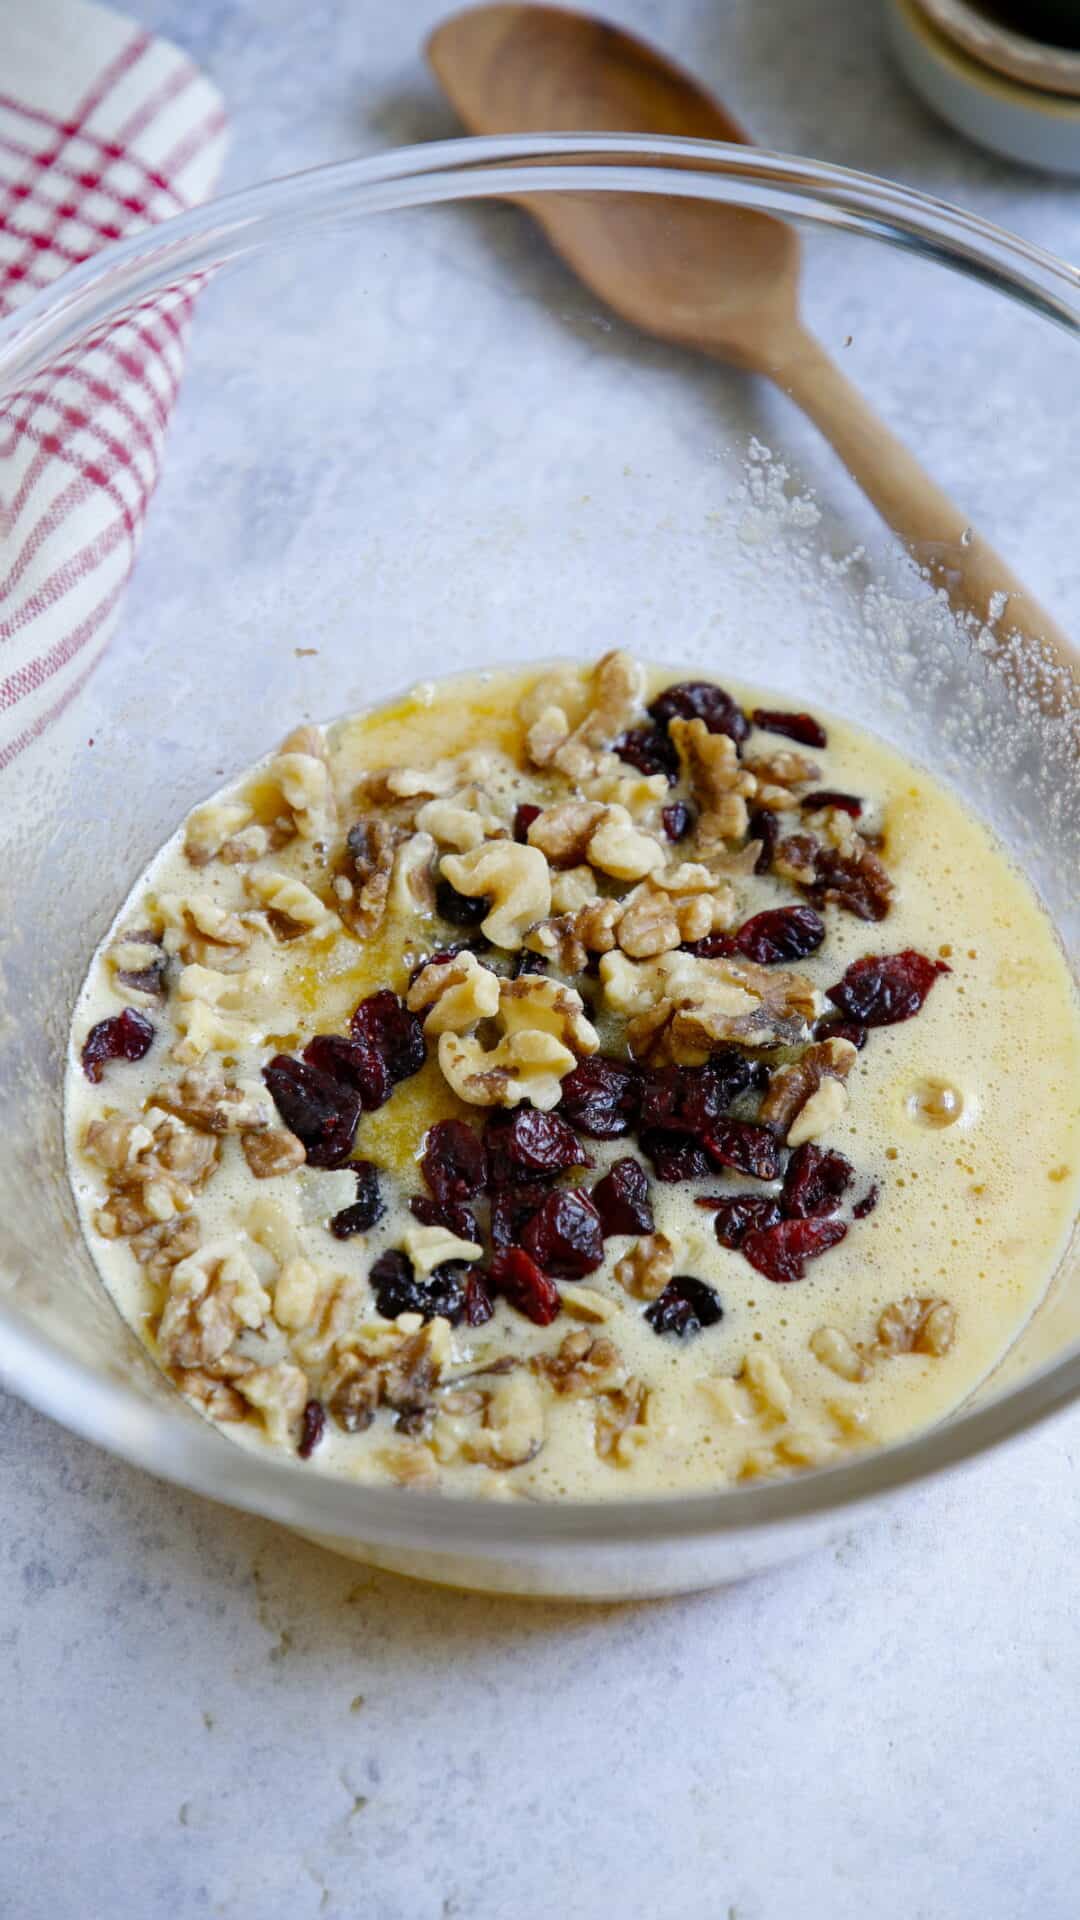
[511,949,548,977]
[613,724,680,784]
[742,1213,847,1282]
[827,950,950,1027]
[488,1248,561,1325]
[369,1249,469,1325]
[640,1061,739,1135]
[592,1158,654,1236]
[521,1188,605,1277]
[807,845,893,922]
[645,1274,724,1337]
[699,1194,783,1249]
[263,1055,361,1168]
[298,1399,326,1460]
[489,1182,550,1249]
[814,1015,868,1050]
[463,1270,495,1326]
[639,1130,712,1183]
[735,905,825,965]
[702,1119,782,1181]
[648,680,749,745]
[435,877,489,927]
[496,1107,590,1179]
[329,1160,385,1238]
[350,989,426,1091]
[852,1183,880,1220]
[781,1143,853,1219]
[421,1118,488,1204]
[558,1055,641,1139]
[80,1007,154,1084]
[369,1249,420,1317]
[303,1033,390,1111]
[751,707,827,749]
[801,789,863,818]
[514,802,542,843]
[662,800,694,842]
[682,931,738,958]
[748,806,780,875]
[409,1193,480,1241]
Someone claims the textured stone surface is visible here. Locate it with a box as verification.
[4,3,1080,1915]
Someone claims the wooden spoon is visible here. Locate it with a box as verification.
[428,2,1077,693]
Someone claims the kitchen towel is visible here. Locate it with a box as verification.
[0,0,226,768]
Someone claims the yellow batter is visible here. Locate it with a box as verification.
[64,657,1080,1496]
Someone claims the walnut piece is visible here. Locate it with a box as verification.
[759,1037,858,1144]
[235,1361,309,1445]
[669,717,757,848]
[526,800,607,866]
[323,1321,450,1434]
[402,1222,484,1275]
[874,1297,956,1358]
[152,1064,274,1134]
[809,1326,871,1383]
[407,951,501,1034]
[157,1245,271,1372]
[594,1380,650,1463]
[585,804,664,883]
[536,1331,626,1396]
[270,744,337,845]
[246,868,336,937]
[550,866,600,914]
[440,841,551,951]
[184,799,255,866]
[432,972,599,1110]
[600,949,818,1064]
[415,788,505,852]
[614,1232,676,1300]
[242,1128,307,1178]
[523,651,644,780]
[742,747,819,807]
[335,816,410,937]
[130,1214,203,1287]
[464,1371,546,1468]
[525,898,622,973]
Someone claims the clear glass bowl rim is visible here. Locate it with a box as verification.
[1,133,1078,1552]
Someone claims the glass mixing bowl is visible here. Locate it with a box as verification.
[0,137,1077,1600]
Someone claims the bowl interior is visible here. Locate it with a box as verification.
[0,141,1077,1586]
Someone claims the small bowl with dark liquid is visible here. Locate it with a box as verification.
[887,0,1080,173]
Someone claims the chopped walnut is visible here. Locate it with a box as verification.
[614,1232,676,1300]
[874,1297,956,1358]
[669,717,757,848]
[614,877,733,959]
[594,1379,650,1463]
[809,1326,871,1383]
[742,747,819,807]
[269,744,337,846]
[242,1128,307,1178]
[402,1222,483,1275]
[464,1371,546,1468]
[152,1064,274,1134]
[586,805,665,883]
[184,799,255,866]
[773,834,820,886]
[387,831,437,919]
[334,816,410,937]
[600,949,818,1064]
[246,868,336,937]
[526,800,607,866]
[157,1245,271,1372]
[436,974,598,1110]
[525,897,622,973]
[376,751,495,802]
[523,651,645,781]
[550,866,600,914]
[558,1282,617,1323]
[323,1321,450,1435]
[415,788,505,852]
[153,891,253,968]
[759,1037,858,1144]
[107,928,169,1004]
[742,1349,794,1422]
[86,1108,216,1239]
[235,1362,309,1445]
[535,1331,626,1395]
[583,764,669,820]
[440,841,551,950]
[407,950,501,1034]
[130,1213,203,1287]
[177,1368,249,1421]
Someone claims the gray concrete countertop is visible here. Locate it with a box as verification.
[3,3,1079,1915]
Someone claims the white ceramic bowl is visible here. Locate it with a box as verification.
[886,0,1080,174]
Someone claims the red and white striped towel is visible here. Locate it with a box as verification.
[0,0,226,769]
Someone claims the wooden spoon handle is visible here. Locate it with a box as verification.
[775,327,1078,702]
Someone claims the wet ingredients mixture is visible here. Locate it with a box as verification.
[66,655,1080,1495]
